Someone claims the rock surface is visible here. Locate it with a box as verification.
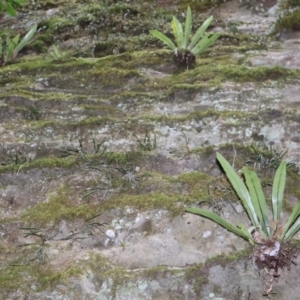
[1,0,300,299]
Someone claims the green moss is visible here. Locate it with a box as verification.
[0,57,92,77]
[95,50,170,69]
[0,254,83,295]
[87,253,183,298]
[275,8,300,31]
[279,0,300,10]
[22,185,96,225]
[103,192,184,216]
[176,172,214,202]
[185,248,251,296]
[39,16,75,33]
[87,253,132,298]
[145,109,254,124]
[87,68,141,86]
[0,157,78,174]
[0,89,74,102]
[177,171,213,183]
[180,63,297,86]
[141,57,300,92]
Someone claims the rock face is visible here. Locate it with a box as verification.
[1,0,300,299]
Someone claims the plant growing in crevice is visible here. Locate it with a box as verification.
[186,152,299,295]
[60,217,107,243]
[49,45,68,61]
[116,163,151,188]
[11,227,58,266]
[246,142,298,175]
[133,132,157,151]
[28,105,40,120]
[0,24,37,66]
[149,6,219,67]
[13,217,107,266]
[0,0,26,16]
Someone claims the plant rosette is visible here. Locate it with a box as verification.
[186,152,299,295]
[150,6,219,68]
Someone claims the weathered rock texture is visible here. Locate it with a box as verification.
[1,0,300,299]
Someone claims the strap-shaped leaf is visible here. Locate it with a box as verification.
[191,33,219,56]
[149,30,176,50]
[185,207,250,240]
[16,24,38,52]
[272,161,286,221]
[243,167,270,238]
[282,213,300,241]
[280,201,300,241]
[237,223,255,245]
[171,16,184,49]
[183,6,192,49]
[188,15,214,51]
[6,3,17,16]
[216,152,259,227]
[5,34,19,62]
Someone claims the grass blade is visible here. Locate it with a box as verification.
[185,207,251,241]
[272,161,286,221]
[149,30,176,50]
[5,35,19,62]
[16,24,38,52]
[280,201,300,241]
[171,16,184,49]
[243,167,270,238]
[183,6,192,49]
[188,15,214,51]
[216,152,259,227]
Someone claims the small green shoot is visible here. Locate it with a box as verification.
[0,23,37,65]
[133,132,157,151]
[49,45,68,60]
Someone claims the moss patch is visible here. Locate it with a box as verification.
[0,157,78,174]
[274,8,300,31]
[21,184,96,225]
[185,248,251,296]
[0,253,83,296]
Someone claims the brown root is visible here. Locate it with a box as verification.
[173,50,196,68]
[252,235,297,296]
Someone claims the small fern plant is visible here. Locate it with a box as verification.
[186,152,300,295]
[150,6,219,67]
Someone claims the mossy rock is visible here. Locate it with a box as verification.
[275,8,300,31]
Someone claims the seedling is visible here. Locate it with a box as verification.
[0,23,37,65]
[49,45,68,60]
[133,132,157,151]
